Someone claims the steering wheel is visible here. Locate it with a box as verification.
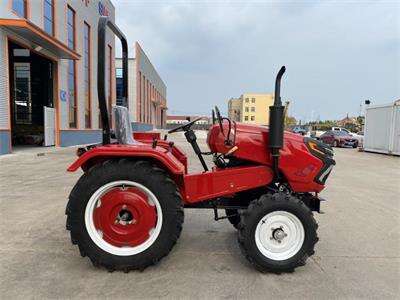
[168,117,203,134]
[214,106,224,135]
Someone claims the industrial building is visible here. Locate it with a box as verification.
[115,42,167,131]
[228,93,274,125]
[0,0,115,155]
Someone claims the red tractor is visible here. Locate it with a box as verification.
[66,17,335,273]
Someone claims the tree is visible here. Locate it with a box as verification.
[285,116,297,127]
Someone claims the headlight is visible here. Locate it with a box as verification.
[304,137,336,185]
[304,137,334,158]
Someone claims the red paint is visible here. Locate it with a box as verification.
[93,187,156,247]
[67,143,185,175]
[133,132,160,141]
[207,123,325,193]
[183,165,273,203]
[68,122,329,204]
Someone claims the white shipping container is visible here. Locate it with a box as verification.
[363,100,400,156]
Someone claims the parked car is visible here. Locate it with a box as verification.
[320,130,359,148]
[291,126,307,135]
[332,127,351,134]
[332,127,363,144]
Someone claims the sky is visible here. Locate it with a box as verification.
[114,0,400,122]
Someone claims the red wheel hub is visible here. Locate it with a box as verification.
[93,187,157,247]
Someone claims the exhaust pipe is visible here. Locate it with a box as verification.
[269,66,286,181]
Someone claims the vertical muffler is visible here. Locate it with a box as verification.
[269,66,286,181]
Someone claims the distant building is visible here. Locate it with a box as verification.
[166,115,210,125]
[228,98,242,122]
[115,42,167,131]
[337,114,358,127]
[228,93,274,125]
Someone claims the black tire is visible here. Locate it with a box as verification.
[225,209,241,229]
[238,193,318,273]
[66,159,184,272]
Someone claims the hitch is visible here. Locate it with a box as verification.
[213,207,239,221]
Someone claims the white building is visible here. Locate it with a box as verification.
[0,0,116,155]
[115,42,167,130]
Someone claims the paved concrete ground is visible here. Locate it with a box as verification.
[1,133,399,299]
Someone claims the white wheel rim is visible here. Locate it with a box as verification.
[255,211,305,261]
[85,180,163,256]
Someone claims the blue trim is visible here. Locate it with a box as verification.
[131,122,153,132]
[0,131,11,155]
[60,130,102,147]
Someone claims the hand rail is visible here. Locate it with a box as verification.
[97,16,128,145]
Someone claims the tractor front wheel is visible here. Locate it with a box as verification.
[66,159,184,272]
[238,193,318,273]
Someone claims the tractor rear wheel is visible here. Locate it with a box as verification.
[238,193,318,273]
[66,159,184,272]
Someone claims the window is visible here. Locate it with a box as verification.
[12,0,27,18]
[251,107,255,112]
[66,6,76,128]
[251,116,255,121]
[245,98,249,103]
[116,68,124,105]
[251,98,255,103]
[245,107,249,112]
[44,0,54,35]
[68,60,77,128]
[83,22,91,128]
[137,71,141,121]
[67,6,75,49]
[13,63,31,124]
[244,116,249,121]
[141,74,145,122]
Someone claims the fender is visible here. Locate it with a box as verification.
[67,144,185,175]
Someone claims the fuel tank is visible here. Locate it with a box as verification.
[208,122,302,165]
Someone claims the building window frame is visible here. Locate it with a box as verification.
[66,5,76,50]
[83,21,91,128]
[12,0,28,18]
[138,71,142,121]
[68,60,77,128]
[141,74,145,122]
[43,0,55,36]
[66,5,77,128]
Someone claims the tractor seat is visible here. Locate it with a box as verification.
[113,105,138,145]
